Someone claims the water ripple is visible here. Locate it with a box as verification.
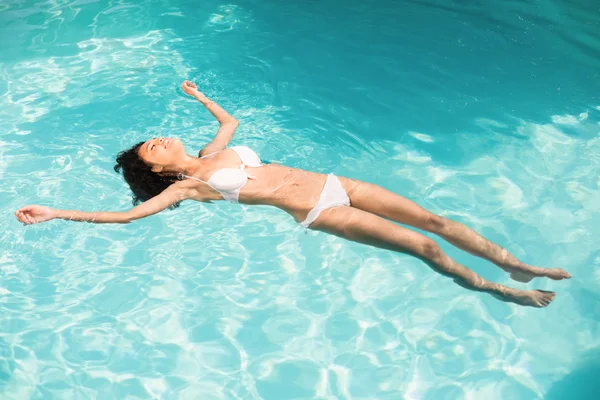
[2,0,600,399]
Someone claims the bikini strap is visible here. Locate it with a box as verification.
[178,173,210,184]
[199,150,220,159]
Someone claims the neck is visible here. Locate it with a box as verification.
[157,154,204,177]
[178,153,205,176]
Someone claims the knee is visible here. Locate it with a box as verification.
[422,213,446,233]
[419,238,442,260]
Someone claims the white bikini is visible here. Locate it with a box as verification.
[299,173,350,229]
[178,146,350,229]
[178,146,262,202]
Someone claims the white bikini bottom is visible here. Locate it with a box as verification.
[300,173,350,230]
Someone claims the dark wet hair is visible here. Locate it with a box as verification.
[114,142,180,207]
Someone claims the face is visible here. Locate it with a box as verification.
[138,137,185,173]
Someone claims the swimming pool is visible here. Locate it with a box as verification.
[1,0,599,398]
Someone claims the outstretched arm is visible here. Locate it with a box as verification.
[16,184,189,225]
[181,80,239,156]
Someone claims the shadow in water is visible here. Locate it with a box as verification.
[545,347,600,400]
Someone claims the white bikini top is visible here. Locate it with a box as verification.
[178,146,263,203]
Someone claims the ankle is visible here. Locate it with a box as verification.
[499,251,525,271]
[484,282,514,297]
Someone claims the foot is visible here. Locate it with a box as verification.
[507,266,571,283]
[509,289,556,308]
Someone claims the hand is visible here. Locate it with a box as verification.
[15,205,56,225]
[181,80,204,98]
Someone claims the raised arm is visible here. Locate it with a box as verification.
[181,81,239,156]
[15,184,189,225]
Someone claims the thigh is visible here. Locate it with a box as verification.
[310,205,433,257]
[337,177,436,230]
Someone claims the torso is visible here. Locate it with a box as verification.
[183,147,354,222]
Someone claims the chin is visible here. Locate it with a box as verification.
[171,138,183,150]
[173,139,187,158]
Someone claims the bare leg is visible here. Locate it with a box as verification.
[311,206,556,308]
[341,179,571,282]
[422,216,570,282]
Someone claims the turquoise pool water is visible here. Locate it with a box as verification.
[2,0,600,398]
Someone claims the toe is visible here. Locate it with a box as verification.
[534,290,556,307]
[551,268,572,280]
[540,298,550,307]
[538,289,555,294]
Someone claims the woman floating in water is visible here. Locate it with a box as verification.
[16,81,571,307]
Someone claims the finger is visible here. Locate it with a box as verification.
[16,211,27,223]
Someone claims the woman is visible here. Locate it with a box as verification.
[15,81,570,308]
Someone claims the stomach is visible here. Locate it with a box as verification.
[238,163,330,222]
